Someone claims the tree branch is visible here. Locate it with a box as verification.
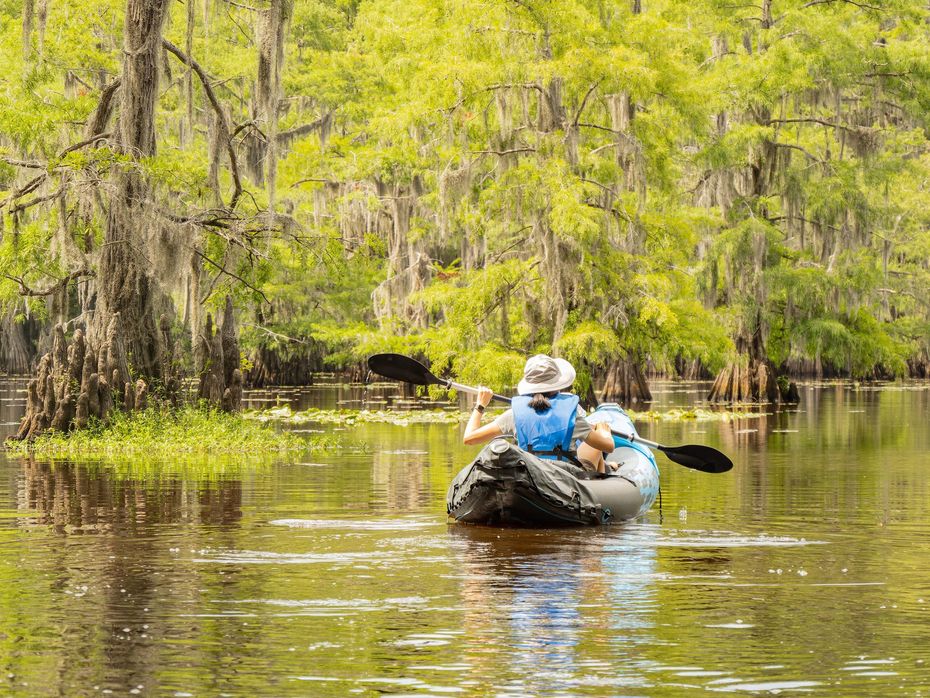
[83,80,121,138]
[772,142,824,162]
[195,249,270,304]
[241,322,310,344]
[8,187,64,215]
[470,147,537,156]
[572,81,601,129]
[60,133,113,157]
[277,116,328,145]
[801,0,883,11]
[162,39,244,210]
[3,269,95,297]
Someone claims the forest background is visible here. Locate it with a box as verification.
[2,0,930,408]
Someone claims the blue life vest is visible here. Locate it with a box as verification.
[513,393,580,461]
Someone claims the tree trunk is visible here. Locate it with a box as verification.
[247,0,291,197]
[184,0,195,146]
[15,0,172,441]
[92,0,171,381]
[36,0,47,59]
[0,310,33,375]
[262,0,289,215]
[600,357,652,404]
[708,357,793,403]
[22,0,34,58]
[194,306,243,412]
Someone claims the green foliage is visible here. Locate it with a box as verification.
[4,406,331,460]
[3,0,930,389]
[555,322,621,368]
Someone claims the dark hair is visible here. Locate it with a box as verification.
[529,391,558,413]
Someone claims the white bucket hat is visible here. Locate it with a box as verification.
[517,354,577,395]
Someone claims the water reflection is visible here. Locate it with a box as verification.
[0,377,28,441]
[18,459,243,533]
[449,526,659,694]
[2,379,930,695]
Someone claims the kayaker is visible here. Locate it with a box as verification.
[462,354,615,472]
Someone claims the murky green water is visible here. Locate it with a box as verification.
[1,379,929,696]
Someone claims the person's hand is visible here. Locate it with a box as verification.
[593,421,611,433]
[476,386,493,407]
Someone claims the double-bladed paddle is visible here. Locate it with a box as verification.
[367,353,734,474]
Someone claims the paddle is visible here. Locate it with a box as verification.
[367,353,733,474]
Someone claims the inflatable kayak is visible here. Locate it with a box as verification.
[447,403,660,527]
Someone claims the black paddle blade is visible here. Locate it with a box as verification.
[658,444,733,473]
[367,353,442,387]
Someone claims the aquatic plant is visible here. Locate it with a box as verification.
[624,408,769,422]
[245,405,477,427]
[4,405,339,460]
[247,405,765,426]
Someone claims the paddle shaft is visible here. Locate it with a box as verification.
[366,352,733,473]
[449,380,645,445]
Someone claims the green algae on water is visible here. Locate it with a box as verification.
[247,405,765,426]
[244,405,478,426]
[624,407,769,422]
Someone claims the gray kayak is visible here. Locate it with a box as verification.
[447,403,660,527]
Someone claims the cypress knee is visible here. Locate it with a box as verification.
[86,373,100,418]
[98,377,113,422]
[51,394,75,432]
[75,392,89,430]
[14,379,41,441]
[124,381,136,411]
[135,379,148,411]
[69,329,85,385]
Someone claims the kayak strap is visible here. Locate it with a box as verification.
[575,470,612,480]
[527,444,583,468]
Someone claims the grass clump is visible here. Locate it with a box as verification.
[4,405,336,460]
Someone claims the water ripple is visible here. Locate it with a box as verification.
[270,518,435,530]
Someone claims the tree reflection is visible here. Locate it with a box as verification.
[19,459,243,532]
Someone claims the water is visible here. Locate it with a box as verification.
[1,378,930,696]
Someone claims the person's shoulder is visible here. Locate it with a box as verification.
[493,408,515,433]
[558,393,585,417]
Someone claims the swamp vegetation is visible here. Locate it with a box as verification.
[4,405,325,460]
[2,0,930,430]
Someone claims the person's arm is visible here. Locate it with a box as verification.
[462,387,503,445]
[583,420,614,452]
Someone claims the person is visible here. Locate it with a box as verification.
[462,354,615,472]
